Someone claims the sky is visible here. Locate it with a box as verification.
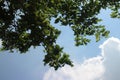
[0,9,120,80]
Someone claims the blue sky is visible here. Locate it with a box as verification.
[0,9,120,80]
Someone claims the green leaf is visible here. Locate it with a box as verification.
[95,32,100,42]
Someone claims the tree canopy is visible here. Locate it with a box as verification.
[0,0,120,70]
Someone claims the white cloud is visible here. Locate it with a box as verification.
[43,37,120,80]
[100,37,120,80]
[43,56,104,80]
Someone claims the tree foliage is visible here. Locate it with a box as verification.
[0,0,120,70]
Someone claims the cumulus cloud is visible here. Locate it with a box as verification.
[43,56,104,80]
[43,37,120,80]
[100,37,120,80]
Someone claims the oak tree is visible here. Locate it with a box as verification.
[0,0,120,70]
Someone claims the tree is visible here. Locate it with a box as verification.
[0,0,120,70]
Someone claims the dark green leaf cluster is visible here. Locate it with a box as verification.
[110,2,120,18]
[0,0,120,70]
[43,44,73,70]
